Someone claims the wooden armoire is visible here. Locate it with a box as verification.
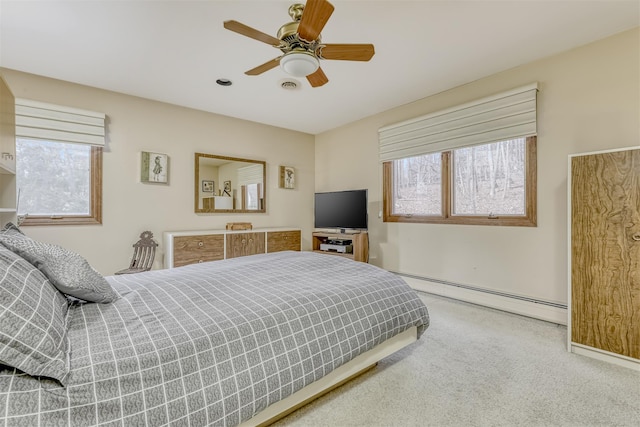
[568,147,640,370]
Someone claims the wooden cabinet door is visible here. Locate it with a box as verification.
[571,149,640,359]
[267,230,301,253]
[226,232,265,259]
[173,235,224,267]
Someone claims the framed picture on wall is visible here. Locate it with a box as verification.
[279,166,295,189]
[141,151,169,184]
[223,180,231,196]
[202,180,214,192]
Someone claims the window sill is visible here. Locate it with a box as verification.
[20,216,102,226]
[383,214,536,227]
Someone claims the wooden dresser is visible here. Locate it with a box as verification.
[164,228,301,268]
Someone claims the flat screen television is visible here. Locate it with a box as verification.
[314,189,368,231]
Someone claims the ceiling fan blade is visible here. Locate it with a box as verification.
[307,67,329,87]
[298,0,335,42]
[224,20,281,46]
[245,57,282,75]
[319,44,375,61]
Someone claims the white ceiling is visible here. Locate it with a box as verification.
[1,1,638,135]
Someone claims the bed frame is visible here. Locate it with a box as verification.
[241,326,418,426]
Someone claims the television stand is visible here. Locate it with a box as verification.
[312,231,368,263]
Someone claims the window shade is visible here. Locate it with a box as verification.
[237,164,263,185]
[379,83,538,162]
[15,98,106,146]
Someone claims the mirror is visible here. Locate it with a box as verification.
[195,153,266,213]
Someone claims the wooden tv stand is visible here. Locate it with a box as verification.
[312,231,369,263]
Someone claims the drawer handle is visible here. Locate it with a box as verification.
[249,239,253,243]
[198,241,204,247]
[242,239,246,244]
[198,259,203,263]
[632,233,640,241]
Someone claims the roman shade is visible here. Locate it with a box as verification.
[378,83,538,162]
[15,98,106,146]
[237,164,263,186]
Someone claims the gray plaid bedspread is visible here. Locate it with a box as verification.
[1,251,429,426]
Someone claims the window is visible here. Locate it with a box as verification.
[237,163,264,211]
[17,139,102,225]
[391,152,442,216]
[379,83,538,227]
[245,183,259,210]
[383,136,536,226]
[14,98,105,226]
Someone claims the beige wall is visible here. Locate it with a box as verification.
[1,28,637,303]
[315,28,640,304]
[0,69,315,275]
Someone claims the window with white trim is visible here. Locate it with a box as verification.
[15,99,105,226]
[380,84,538,227]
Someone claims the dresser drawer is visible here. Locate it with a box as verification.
[267,230,301,253]
[173,235,224,267]
[226,232,265,259]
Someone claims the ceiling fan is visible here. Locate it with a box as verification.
[223,0,375,87]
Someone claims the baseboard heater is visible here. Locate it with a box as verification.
[392,271,567,322]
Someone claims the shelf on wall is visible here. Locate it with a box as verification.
[0,163,16,175]
[311,231,369,263]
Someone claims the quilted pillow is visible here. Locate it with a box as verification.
[0,231,118,303]
[1,222,23,236]
[0,245,70,384]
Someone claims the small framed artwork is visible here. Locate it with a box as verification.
[141,151,169,184]
[279,165,295,189]
[202,180,214,192]
[223,180,231,196]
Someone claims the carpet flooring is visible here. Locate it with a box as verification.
[273,292,640,427]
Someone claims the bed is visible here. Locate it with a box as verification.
[0,228,429,427]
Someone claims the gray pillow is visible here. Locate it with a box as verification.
[0,245,70,384]
[1,222,23,236]
[0,231,118,303]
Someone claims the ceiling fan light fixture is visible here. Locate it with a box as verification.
[280,51,319,77]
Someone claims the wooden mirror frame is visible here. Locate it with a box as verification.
[194,153,266,214]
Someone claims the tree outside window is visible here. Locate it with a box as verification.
[16,138,102,225]
[383,137,536,227]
